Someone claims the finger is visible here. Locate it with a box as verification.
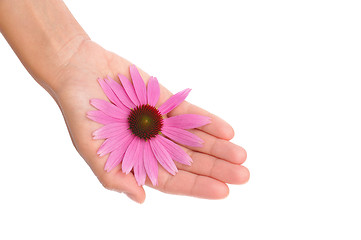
[147,167,229,199]
[167,101,235,140]
[172,129,247,164]
[175,149,250,184]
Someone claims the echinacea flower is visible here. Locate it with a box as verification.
[87,65,211,186]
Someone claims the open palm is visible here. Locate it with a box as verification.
[54,40,249,203]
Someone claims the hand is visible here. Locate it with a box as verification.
[53,40,249,203]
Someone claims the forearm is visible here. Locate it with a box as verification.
[0,0,89,92]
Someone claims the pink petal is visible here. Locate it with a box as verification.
[97,130,134,157]
[105,76,135,109]
[143,140,158,186]
[90,99,129,119]
[104,134,135,171]
[104,147,125,172]
[97,78,125,109]
[92,122,129,140]
[147,77,160,106]
[163,114,211,129]
[149,136,178,175]
[133,139,147,186]
[158,89,191,115]
[87,110,125,125]
[122,137,142,174]
[129,65,147,105]
[162,126,204,147]
[118,74,140,106]
[157,135,192,166]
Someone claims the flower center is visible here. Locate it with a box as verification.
[128,104,163,140]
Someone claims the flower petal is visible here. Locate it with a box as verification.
[105,76,136,109]
[97,130,133,157]
[134,139,147,185]
[122,137,142,174]
[162,126,204,147]
[149,136,178,175]
[92,122,129,140]
[97,78,125,108]
[87,110,125,125]
[104,134,135,172]
[147,77,160,106]
[143,140,158,186]
[129,65,147,105]
[158,88,191,115]
[104,147,125,172]
[163,114,211,129]
[118,74,140,106]
[157,135,192,166]
[90,99,129,119]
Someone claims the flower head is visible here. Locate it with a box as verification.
[87,65,211,186]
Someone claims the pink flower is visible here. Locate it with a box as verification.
[87,65,211,186]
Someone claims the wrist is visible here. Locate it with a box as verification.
[41,34,90,95]
[0,0,90,96]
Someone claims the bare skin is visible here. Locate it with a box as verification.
[0,0,249,203]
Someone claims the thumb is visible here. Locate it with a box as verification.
[97,167,146,203]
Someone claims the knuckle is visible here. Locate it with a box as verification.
[160,174,171,192]
[99,176,115,191]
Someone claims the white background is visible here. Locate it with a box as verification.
[1,0,360,239]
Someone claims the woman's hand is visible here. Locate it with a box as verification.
[54,40,249,203]
[0,0,248,203]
